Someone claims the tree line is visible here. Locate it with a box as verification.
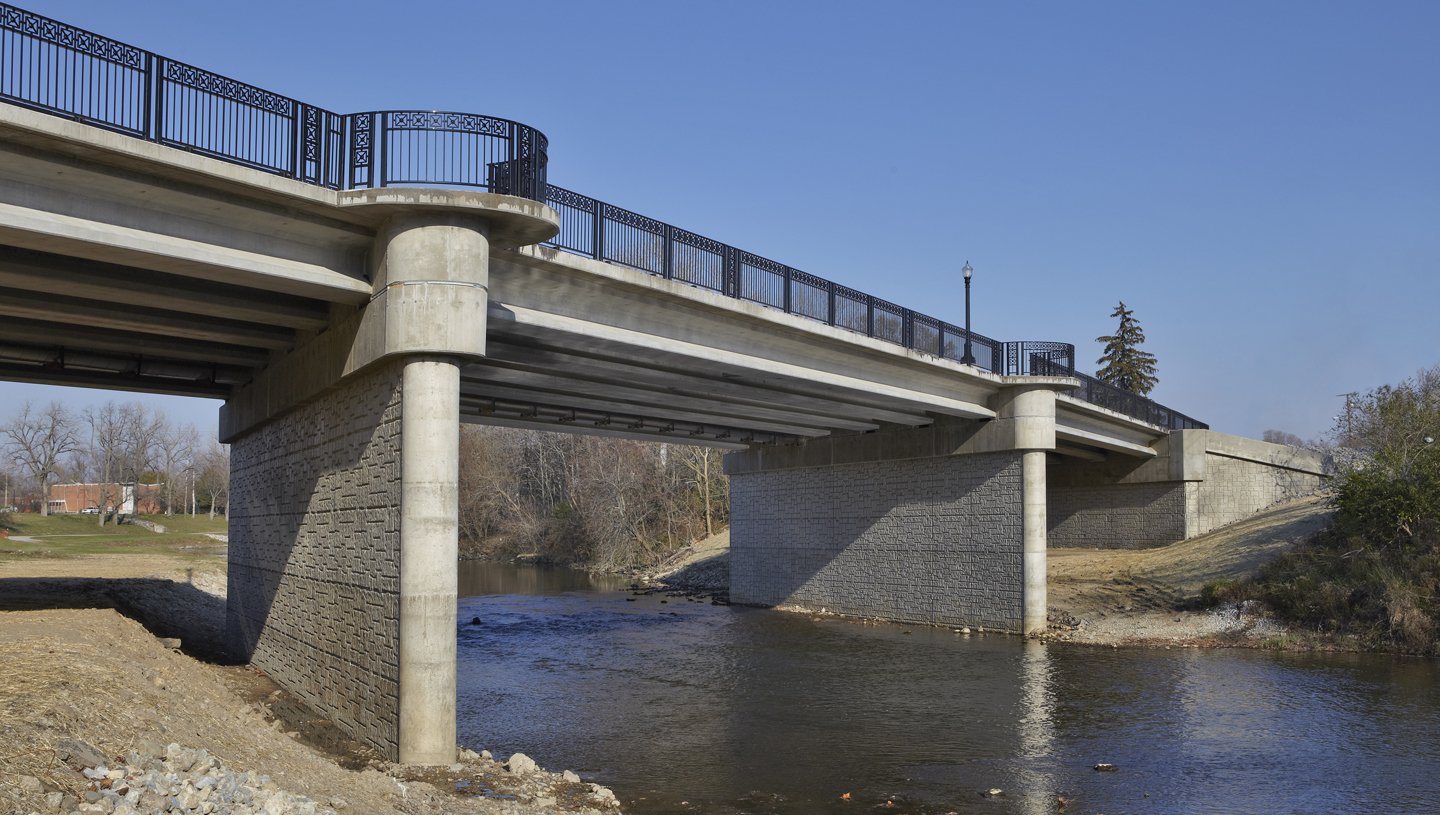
[0,400,229,522]
[457,425,728,570]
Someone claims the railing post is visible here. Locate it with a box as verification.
[866,296,875,337]
[290,104,302,182]
[827,281,836,326]
[726,246,739,298]
[783,266,792,314]
[377,113,388,188]
[506,122,517,197]
[593,200,605,262]
[142,52,154,141]
[153,56,166,144]
[662,223,673,280]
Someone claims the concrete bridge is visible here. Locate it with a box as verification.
[0,4,1327,766]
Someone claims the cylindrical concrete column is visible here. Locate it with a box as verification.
[1022,450,1047,636]
[398,358,461,764]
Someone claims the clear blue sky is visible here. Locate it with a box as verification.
[3,0,1437,441]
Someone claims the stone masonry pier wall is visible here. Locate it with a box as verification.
[226,362,404,758]
[1046,482,1188,550]
[729,451,1026,632]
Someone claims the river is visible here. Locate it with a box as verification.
[455,562,1440,815]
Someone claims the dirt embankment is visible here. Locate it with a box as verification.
[641,530,729,598]
[1043,495,1333,646]
[0,555,623,815]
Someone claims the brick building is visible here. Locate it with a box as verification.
[46,483,165,515]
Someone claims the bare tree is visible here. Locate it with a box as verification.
[197,436,230,519]
[678,445,728,538]
[156,419,199,515]
[1262,429,1308,447]
[82,402,127,525]
[1,401,80,516]
[121,403,165,508]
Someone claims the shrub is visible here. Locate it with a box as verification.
[1219,364,1440,654]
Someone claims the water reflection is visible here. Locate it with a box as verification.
[1014,641,1054,815]
[455,563,1440,815]
[458,560,630,598]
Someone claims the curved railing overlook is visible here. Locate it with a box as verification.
[0,2,1204,431]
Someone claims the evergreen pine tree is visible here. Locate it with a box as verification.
[1095,301,1159,396]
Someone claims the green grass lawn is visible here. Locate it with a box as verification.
[0,512,227,562]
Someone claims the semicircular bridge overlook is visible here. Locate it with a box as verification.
[0,2,1346,772]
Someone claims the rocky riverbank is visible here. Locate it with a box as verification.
[636,530,729,599]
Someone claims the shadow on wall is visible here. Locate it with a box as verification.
[225,362,405,759]
[728,451,1027,632]
[0,576,233,663]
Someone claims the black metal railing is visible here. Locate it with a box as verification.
[0,1,1206,431]
[0,3,546,198]
[542,184,1011,375]
[1031,358,1207,430]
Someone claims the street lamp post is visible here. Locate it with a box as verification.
[960,261,976,365]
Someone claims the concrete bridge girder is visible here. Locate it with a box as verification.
[473,339,936,428]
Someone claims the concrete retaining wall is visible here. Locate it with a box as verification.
[730,451,1025,631]
[226,362,404,758]
[1190,452,1323,536]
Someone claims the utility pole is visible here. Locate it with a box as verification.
[1336,392,1358,445]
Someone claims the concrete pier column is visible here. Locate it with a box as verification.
[996,384,1058,637]
[373,213,487,765]
[1022,450,1048,636]
[399,358,461,764]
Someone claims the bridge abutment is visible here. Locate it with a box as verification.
[1046,429,1328,548]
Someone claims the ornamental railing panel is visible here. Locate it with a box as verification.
[0,2,148,137]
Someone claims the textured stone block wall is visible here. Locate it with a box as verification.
[1047,450,1324,550]
[1047,482,1187,550]
[1191,453,1323,536]
[227,362,404,759]
[730,451,1025,632]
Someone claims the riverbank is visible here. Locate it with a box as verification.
[0,554,623,815]
[1042,494,1337,648]
[641,497,1343,651]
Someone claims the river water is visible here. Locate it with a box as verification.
[455,563,1440,815]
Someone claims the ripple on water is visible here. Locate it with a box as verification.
[456,563,1440,815]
